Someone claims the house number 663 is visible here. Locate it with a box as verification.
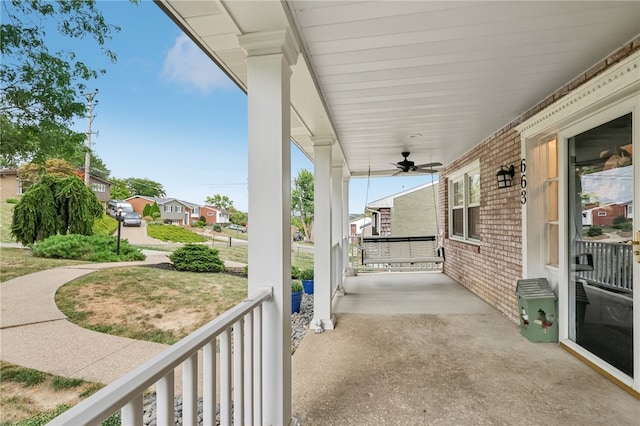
[520,159,527,205]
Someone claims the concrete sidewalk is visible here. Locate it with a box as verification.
[0,253,172,384]
[0,251,244,385]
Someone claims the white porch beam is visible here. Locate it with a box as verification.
[313,137,337,330]
[240,29,298,426]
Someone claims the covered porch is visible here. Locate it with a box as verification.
[293,271,640,424]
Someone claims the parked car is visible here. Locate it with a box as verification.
[122,211,141,227]
[228,224,246,233]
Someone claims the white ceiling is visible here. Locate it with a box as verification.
[156,0,640,177]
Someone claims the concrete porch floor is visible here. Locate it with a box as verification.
[291,272,639,425]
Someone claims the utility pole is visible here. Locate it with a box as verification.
[82,89,99,186]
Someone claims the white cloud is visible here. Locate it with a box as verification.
[162,34,234,93]
[581,166,633,204]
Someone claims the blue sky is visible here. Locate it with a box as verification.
[35,0,436,213]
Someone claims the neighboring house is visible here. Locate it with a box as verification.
[199,205,230,226]
[126,196,230,226]
[127,196,195,226]
[0,168,111,203]
[367,181,439,237]
[349,216,372,238]
[582,203,628,227]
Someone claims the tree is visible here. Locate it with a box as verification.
[17,158,78,187]
[11,174,103,245]
[1,1,136,165]
[124,177,165,198]
[109,177,132,200]
[229,210,247,226]
[205,194,233,210]
[291,169,314,241]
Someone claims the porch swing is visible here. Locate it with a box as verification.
[359,168,445,268]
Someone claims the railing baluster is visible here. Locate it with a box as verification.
[46,289,272,426]
[203,339,217,426]
[183,353,198,426]
[254,304,263,425]
[244,312,254,425]
[233,319,245,425]
[220,328,232,426]
[157,371,174,426]
[121,394,143,426]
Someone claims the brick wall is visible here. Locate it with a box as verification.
[441,34,640,323]
[441,129,523,322]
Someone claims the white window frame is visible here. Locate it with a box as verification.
[163,205,172,213]
[207,212,214,216]
[175,205,183,213]
[448,159,481,243]
[91,183,106,193]
[597,211,607,217]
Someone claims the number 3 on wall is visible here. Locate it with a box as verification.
[520,159,527,205]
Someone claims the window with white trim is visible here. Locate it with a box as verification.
[597,211,607,217]
[91,183,106,192]
[449,160,480,242]
[175,206,183,213]
[163,205,172,212]
[207,212,214,216]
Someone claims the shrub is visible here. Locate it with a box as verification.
[243,265,248,277]
[191,220,206,228]
[200,216,206,223]
[586,226,603,237]
[169,244,225,273]
[152,211,161,219]
[213,223,222,232]
[31,234,146,262]
[291,279,303,293]
[617,222,633,231]
[291,265,301,279]
[612,215,627,226]
[6,198,20,204]
[300,268,314,280]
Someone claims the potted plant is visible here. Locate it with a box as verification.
[300,268,314,295]
[291,280,303,314]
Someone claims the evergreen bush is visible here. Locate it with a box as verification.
[169,244,225,273]
[586,226,603,237]
[31,234,145,262]
[213,223,222,232]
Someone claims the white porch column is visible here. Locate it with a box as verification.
[313,137,337,330]
[341,176,350,291]
[331,164,344,295]
[239,30,298,426]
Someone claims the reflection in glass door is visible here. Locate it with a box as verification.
[568,113,633,377]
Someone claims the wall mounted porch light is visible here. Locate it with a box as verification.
[496,165,515,189]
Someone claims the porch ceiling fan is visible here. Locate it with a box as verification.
[390,152,442,176]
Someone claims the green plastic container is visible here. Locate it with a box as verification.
[515,278,558,343]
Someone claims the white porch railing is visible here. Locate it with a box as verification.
[48,288,273,426]
[575,241,633,293]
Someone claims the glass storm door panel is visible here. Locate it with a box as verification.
[568,113,633,377]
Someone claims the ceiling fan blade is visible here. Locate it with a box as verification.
[415,162,443,168]
[414,169,439,174]
[392,170,403,176]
